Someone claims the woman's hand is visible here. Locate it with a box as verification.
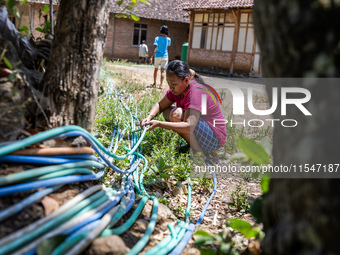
[143,120,160,131]
[140,116,152,129]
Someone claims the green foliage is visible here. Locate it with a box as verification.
[230,180,250,213]
[195,219,264,254]
[37,235,67,255]
[238,136,270,166]
[115,0,150,21]
[43,4,49,14]
[4,0,30,36]
[157,197,169,206]
[1,45,20,80]
[169,201,186,218]
[110,59,135,66]
[194,229,241,255]
[249,176,270,223]
[35,20,51,38]
[5,0,16,14]
[260,177,270,193]
[145,156,172,187]
[228,218,260,239]
[18,25,29,36]
[192,172,214,192]
[3,57,12,70]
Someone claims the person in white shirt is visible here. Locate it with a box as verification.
[139,40,148,64]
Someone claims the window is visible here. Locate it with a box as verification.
[8,15,16,26]
[133,23,147,45]
[237,13,254,53]
[192,12,235,52]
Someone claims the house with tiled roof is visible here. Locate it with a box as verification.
[106,0,190,60]
[6,0,57,39]
[9,0,190,61]
[180,0,261,76]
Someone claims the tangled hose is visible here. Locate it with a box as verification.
[0,67,219,255]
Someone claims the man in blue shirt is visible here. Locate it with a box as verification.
[149,25,171,89]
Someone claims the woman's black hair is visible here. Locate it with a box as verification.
[166,60,206,84]
[166,60,190,80]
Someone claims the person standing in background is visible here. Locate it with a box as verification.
[139,40,148,64]
[149,25,171,89]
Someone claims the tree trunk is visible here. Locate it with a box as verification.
[253,1,340,254]
[43,0,110,131]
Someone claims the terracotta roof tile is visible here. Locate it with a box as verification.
[110,0,190,23]
[179,0,254,10]
[26,0,189,23]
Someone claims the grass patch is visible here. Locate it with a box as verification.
[95,62,272,219]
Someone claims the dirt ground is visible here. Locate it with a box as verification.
[0,63,269,254]
[105,63,268,253]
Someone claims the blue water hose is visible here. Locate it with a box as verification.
[0,185,103,248]
[62,190,126,235]
[169,163,218,255]
[0,125,147,160]
[56,131,142,174]
[0,64,196,255]
[66,189,135,241]
[0,155,81,165]
[108,127,117,152]
[0,185,63,222]
[0,160,104,187]
[0,170,103,197]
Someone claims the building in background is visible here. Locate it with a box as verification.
[180,0,261,76]
[9,0,189,62]
[9,0,57,39]
[106,0,190,61]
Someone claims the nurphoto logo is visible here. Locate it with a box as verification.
[201,84,312,128]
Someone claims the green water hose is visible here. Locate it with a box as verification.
[127,196,159,255]
[107,192,128,228]
[144,222,187,255]
[143,178,192,255]
[26,168,94,181]
[0,160,103,187]
[72,190,117,218]
[13,189,118,255]
[0,125,147,160]
[157,223,189,254]
[51,195,128,255]
[0,189,107,254]
[0,185,103,247]
[100,195,149,237]
[50,232,87,255]
[63,196,130,255]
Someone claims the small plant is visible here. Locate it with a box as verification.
[193,172,213,192]
[157,197,169,206]
[35,20,51,39]
[35,4,51,38]
[194,218,264,255]
[143,156,173,189]
[169,201,186,218]
[230,180,250,213]
[194,229,241,255]
[149,157,172,179]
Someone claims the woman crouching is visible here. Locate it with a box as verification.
[140,60,226,159]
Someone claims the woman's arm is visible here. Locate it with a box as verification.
[145,108,201,134]
[140,95,173,128]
